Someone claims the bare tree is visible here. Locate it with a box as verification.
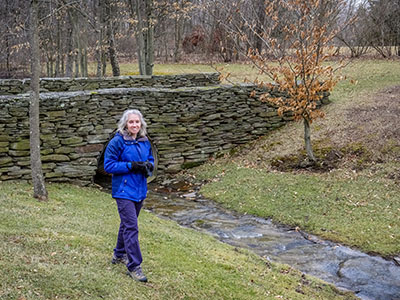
[29,0,48,201]
[0,0,31,78]
[128,0,154,75]
[335,0,370,58]
[104,0,121,76]
[367,0,400,57]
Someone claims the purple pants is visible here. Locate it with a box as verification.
[114,198,144,271]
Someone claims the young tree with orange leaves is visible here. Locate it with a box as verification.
[222,0,349,163]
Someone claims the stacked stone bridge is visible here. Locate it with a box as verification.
[0,74,329,185]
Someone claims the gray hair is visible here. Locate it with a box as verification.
[117,109,147,137]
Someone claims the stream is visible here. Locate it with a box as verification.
[144,181,400,300]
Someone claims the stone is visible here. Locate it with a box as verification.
[72,157,98,165]
[40,134,56,142]
[86,134,109,144]
[183,192,197,198]
[77,125,95,133]
[55,147,75,154]
[40,149,54,155]
[42,154,70,162]
[82,82,100,90]
[10,140,30,150]
[259,111,278,117]
[0,74,330,185]
[76,144,103,153]
[9,168,31,176]
[0,135,9,142]
[61,136,84,145]
[46,110,66,118]
[204,113,221,121]
[162,152,183,159]
[42,161,56,168]
[55,165,96,177]
[394,256,400,266]
[46,139,61,147]
[0,157,12,166]
[9,150,30,157]
[164,164,182,173]
[45,172,64,178]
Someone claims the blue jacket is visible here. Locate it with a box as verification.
[104,132,154,202]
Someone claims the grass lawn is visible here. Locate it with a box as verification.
[193,164,400,256]
[0,182,356,300]
[88,59,399,256]
[2,58,398,299]
[186,59,400,257]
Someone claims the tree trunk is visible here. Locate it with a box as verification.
[105,0,120,76]
[131,0,154,75]
[46,60,50,77]
[173,15,183,62]
[5,0,11,77]
[73,13,81,78]
[82,46,88,77]
[65,10,74,77]
[255,0,265,54]
[55,5,61,77]
[96,44,103,77]
[29,0,48,201]
[107,22,120,76]
[144,0,154,75]
[134,0,146,75]
[304,118,316,163]
[74,45,80,78]
[6,33,11,77]
[95,0,104,77]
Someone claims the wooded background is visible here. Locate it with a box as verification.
[0,0,399,78]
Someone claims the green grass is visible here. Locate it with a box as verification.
[0,182,356,300]
[92,58,400,89]
[194,163,400,256]
[330,59,400,101]
[3,59,398,298]
[88,63,218,77]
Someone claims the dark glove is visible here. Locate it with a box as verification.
[143,161,154,178]
[145,161,154,173]
[130,161,146,173]
[130,161,154,178]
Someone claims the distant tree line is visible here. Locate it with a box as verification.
[0,0,399,78]
[337,0,400,58]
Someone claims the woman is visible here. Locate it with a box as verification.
[104,109,154,282]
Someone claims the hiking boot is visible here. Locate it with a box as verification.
[111,253,129,265]
[127,265,148,282]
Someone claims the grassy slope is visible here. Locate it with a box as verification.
[0,182,356,300]
[189,59,400,257]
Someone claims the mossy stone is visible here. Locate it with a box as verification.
[47,110,66,118]
[0,157,12,166]
[10,140,30,150]
[0,135,9,142]
[62,137,83,145]
[55,147,74,154]
[9,150,30,157]
[42,154,70,162]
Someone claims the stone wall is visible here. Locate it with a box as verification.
[0,73,220,95]
[0,75,329,185]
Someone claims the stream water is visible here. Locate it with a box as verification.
[144,182,400,300]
